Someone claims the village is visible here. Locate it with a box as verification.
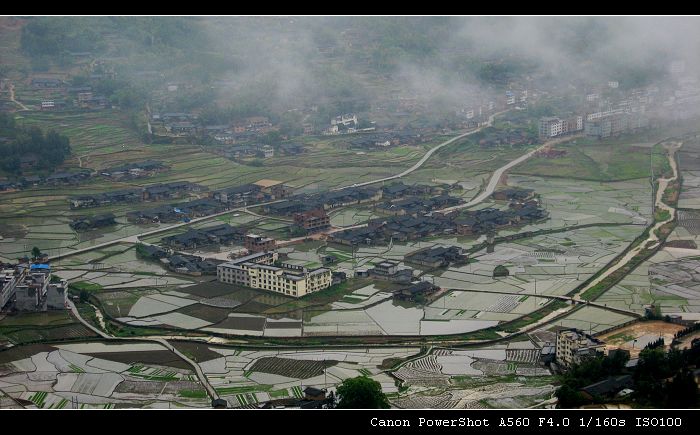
[2,16,700,411]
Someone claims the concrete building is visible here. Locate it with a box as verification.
[244,234,276,253]
[1,267,25,309]
[217,252,332,297]
[539,117,563,138]
[540,116,583,138]
[293,208,330,233]
[555,328,606,369]
[1,264,67,312]
[584,111,648,139]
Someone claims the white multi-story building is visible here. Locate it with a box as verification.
[331,114,358,127]
[217,252,332,298]
[671,60,686,75]
[555,328,606,369]
[2,264,67,312]
[539,117,563,138]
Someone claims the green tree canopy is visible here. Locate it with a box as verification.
[336,376,390,409]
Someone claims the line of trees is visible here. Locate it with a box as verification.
[555,344,699,408]
[643,337,665,350]
[674,322,700,340]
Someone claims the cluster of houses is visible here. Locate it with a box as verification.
[137,245,221,276]
[219,144,275,160]
[210,180,292,208]
[1,170,92,192]
[404,245,469,268]
[538,115,584,139]
[70,182,204,210]
[161,224,245,250]
[324,113,366,135]
[584,110,649,139]
[454,188,547,235]
[536,73,700,141]
[151,113,278,142]
[342,131,426,149]
[70,188,142,209]
[0,263,67,313]
[330,188,546,246]
[69,213,117,232]
[99,160,168,180]
[31,79,111,112]
[331,214,455,246]
[375,194,462,217]
[126,198,226,224]
[263,182,455,219]
[262,185,381,216]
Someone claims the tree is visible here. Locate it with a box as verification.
[79,290,90,303]
[31,246,42,259]
[665,370,698,408]
[493,265,509,278]
[336,376,390,409]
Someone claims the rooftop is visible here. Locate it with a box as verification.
[254,179,283,188]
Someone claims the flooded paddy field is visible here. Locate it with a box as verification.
[390,336,554,409]
[0,341,208,408]
[598,242,700,316]
[170,343,418,407]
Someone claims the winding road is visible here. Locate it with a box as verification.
[334,110,509,191]
[441,134,583,212]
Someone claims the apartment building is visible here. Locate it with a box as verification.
[217,252,332,297]
[1,264,67,312]
[555,328,606,369]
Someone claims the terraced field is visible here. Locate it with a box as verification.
[248,357,336,379]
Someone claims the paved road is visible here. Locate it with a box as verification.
[67,300,220,402]
[333,110,510,191]
[441,133,584,212]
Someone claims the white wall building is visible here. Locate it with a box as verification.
[218,252,333,298]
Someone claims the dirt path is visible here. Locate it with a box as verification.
[67,299,220,403]
[571,141,681,302]
[9,83,29,111]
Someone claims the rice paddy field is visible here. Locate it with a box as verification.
[390,339,554,409]
[512,137,670,182]
[170,343,418,407]
[597,243,700,317]
[677,139,700,209]
[37,166,653,338]
[0,341,209,408]
[70,220,641,338]
[0,311,98,346]
[0,110,504,263]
